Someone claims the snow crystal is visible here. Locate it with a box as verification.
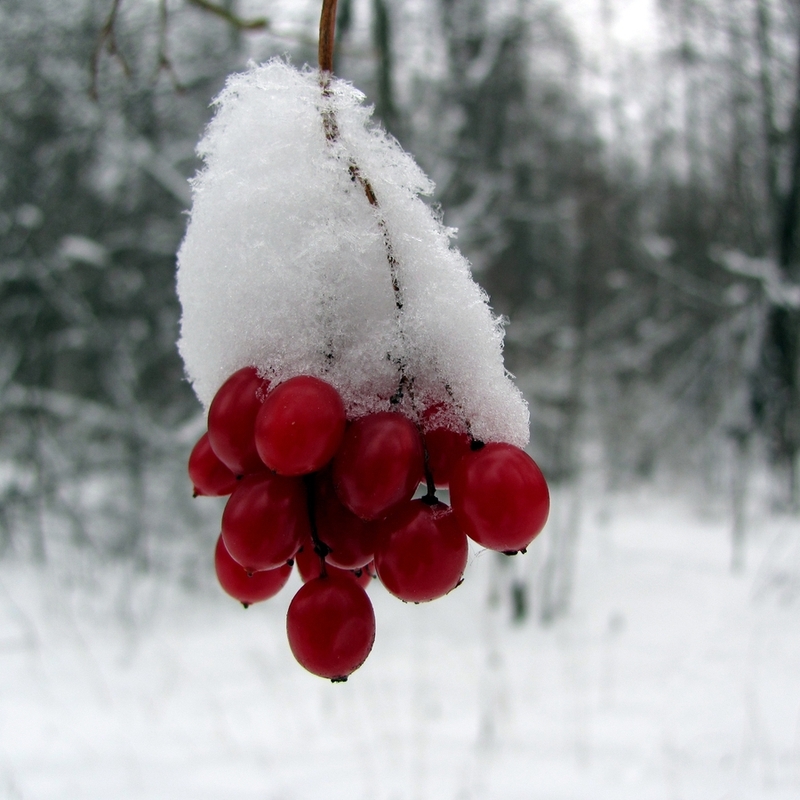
[177,60,529,447]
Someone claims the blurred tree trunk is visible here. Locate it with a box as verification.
[729,426,749,571]
[372,0,399,136]
[753,0,800,507]
[539,261,588,624]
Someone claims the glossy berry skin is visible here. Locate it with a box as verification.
[424,427,471,488]
[208,367,270,475]
[286,573,376,681]
[450,442,549,553]
[374,500,468,602]
[255,376,346,476]
[221,473,308,572]
[356,561,377,588]
[421,403,471,488]
[214,535,292,606]
[294,540,375,588]
[188,432,239,496]
[332,412,424,521]
[314,472,376,569]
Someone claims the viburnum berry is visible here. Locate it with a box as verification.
[313,471,376,569]
[450,442,549,553]
[214,535,292,607]
[221,472,308,571]
[286,573,376,681]
[294,538,375,587]
[207,366,270,475]
[421,404,471,488]
[424,428,471,488]
[374,499,468,602]
[188,432,239,496]
[354,561,376,588]
[255,375,346,476]
[332,412,424,521]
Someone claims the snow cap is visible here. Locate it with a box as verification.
[177,60,529,447]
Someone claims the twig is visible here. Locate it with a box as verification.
[186,0,268,30]
[90,0,131,101]
[90,0,268,100]
[156,0,186,92]
[319,0,339,75]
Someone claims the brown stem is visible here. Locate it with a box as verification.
[315,0,460,471]
[319,0,339,74]
[303,475,329,576]
[316,1,407,392]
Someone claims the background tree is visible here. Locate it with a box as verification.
[0,0,264,565]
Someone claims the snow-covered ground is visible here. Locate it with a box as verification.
[1,486,799,800]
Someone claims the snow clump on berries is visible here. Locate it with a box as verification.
[177,59,529,447]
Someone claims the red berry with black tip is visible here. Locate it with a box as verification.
[332,412,424,521]
[214,535,292,606]
[286,573,376,681]
[188,432,239,496]
[221,472,308,572]
[208,367,270,475]
[255,375,346,476]
[313,471,376,569]
[450,442,549,553]
[374,499,468,602]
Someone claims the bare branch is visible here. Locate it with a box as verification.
[186,0,268,31]
[711,246,800,308]
[90,0,131,101]
[91,0,268,99]
[156,0,187,92]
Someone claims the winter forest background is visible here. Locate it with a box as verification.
[2,0,800,798]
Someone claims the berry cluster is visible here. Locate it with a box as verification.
[188,366,550,681]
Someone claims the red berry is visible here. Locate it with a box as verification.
[424,427,471,487]
[221,473,308,572]
[208,367,270,475]
[255,376,346,476]
[421,404,471,487]
[214,535,292,606]
[295,539,374,587]
[332,412,424,521]
[286,573,376,680]
[352,561,376,589]
[294,538,332,582]
[313,472,376,569]
[450,442,549,553]
[374,500,468,602]
[188,432,239,496]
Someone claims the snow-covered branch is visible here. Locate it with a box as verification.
[710,246,800,308]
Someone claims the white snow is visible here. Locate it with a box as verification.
[176,60,529,447]
[2,487,799,799]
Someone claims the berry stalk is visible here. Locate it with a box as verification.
[303,473,330,576]
[315,0,450,498]
[318,0,338,76]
